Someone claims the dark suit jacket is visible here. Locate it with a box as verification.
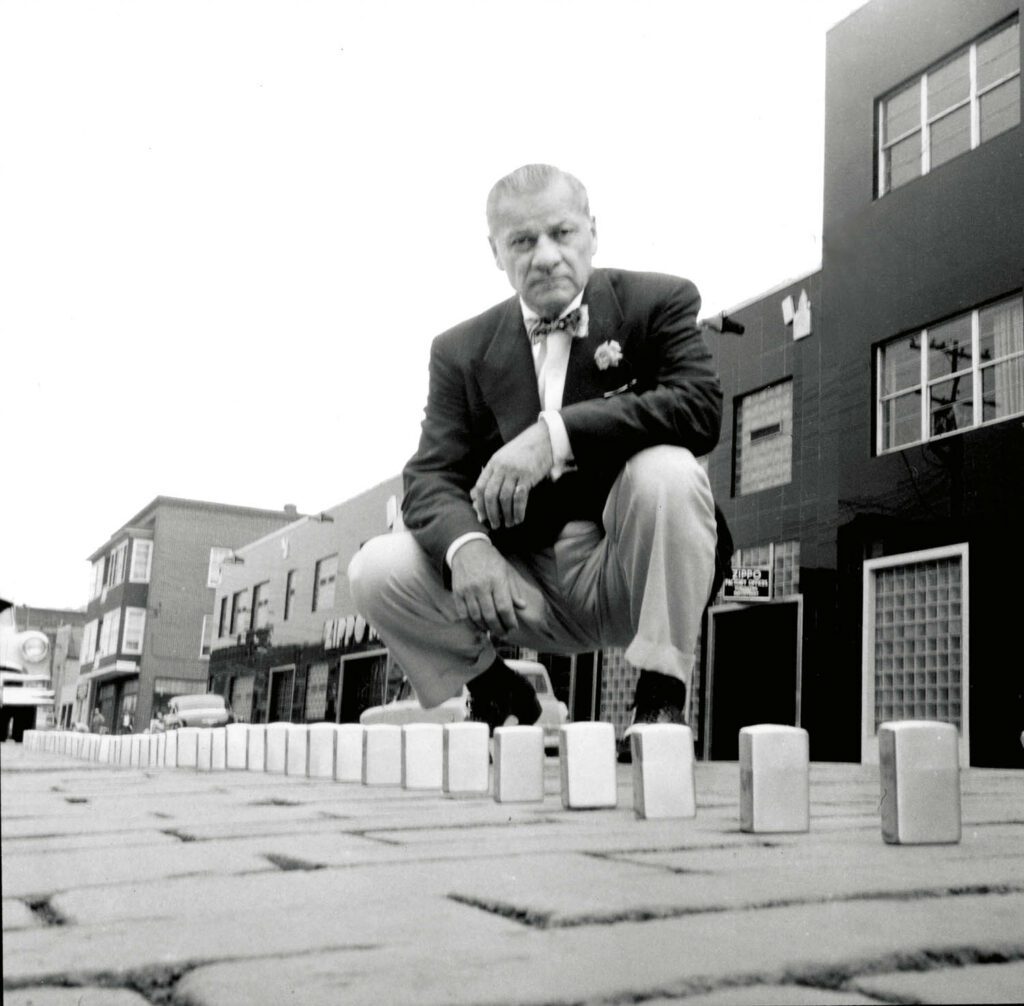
[402,268,723,576]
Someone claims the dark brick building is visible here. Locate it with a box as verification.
[701,0,1022,768]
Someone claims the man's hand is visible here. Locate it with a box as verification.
[451,538,526,636]
[471,421,553,529]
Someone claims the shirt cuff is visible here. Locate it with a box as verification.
[445,531,491,569]
[539,410,575,481]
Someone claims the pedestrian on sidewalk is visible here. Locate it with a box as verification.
[90,708,105,734]
[350,164,730,746]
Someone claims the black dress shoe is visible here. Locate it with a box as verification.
[466,658,542,734]
[617,670,687,763]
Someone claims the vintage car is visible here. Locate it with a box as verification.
[162,693,235,730]
[359,659,568,751]
[0,597,54,742]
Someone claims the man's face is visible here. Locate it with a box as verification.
[489,177,597,319]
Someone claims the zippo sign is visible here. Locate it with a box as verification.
[723,565,772,601]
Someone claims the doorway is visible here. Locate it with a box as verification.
[704,597,802,760]
[268,665,295,723]
[338,650,388,722]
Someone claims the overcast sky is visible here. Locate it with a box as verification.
[1,0,866,609]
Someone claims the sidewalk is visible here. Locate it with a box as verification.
[2,740,1022,1005]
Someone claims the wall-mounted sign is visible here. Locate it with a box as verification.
[723,565,773,601]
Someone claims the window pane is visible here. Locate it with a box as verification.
[979,296,1024,361]
[977,22,1020,90]
[881,335,921,394]
[927,315,972,377]
[982,357,1024,421]
[929,377,973,436]
[884,80,921,141]
[979,77,1021,142]
[928,105,971,168]
[887,132,921,190]
[927,52,969,117]
[882,392,921,450]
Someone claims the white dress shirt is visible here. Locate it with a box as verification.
[445,294,586,568]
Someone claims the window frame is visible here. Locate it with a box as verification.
[876,293,1024,453]
[312,555,338,613]
[877,17,1020,197]
[129,539,153,583]
[861,542,970,766]
[122,607,147,656]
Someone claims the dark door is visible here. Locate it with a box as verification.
[707,601,800,760]
[268,667,294,723]
[570,652,602,721]
[339,654,385,723]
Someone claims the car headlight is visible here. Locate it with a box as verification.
[22,635,49,662]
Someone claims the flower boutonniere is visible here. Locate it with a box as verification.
[594,340,623,370]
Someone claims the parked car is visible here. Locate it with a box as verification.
[0,597,54,742]
[162,693,235,730]
[359,659,568,751]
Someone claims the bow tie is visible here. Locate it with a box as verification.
[529,306,586,344]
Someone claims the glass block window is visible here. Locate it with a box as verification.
[864,544,969,762]
[877,294,1024,452]
[734,379,793,496]
[878,17,1019,196]
[304,662,330,721]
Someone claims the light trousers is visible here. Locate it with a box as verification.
[348,446,718,709]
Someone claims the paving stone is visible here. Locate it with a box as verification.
[2,898,40,931]
[853,960,1024,1004]
[3,988,152,1006]
[2,836,270,898]
[168,895,1024,1006]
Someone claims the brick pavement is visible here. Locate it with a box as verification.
[2,740,1022,1004]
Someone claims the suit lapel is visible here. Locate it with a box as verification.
[478,298,542,443]
[563,270,627,405]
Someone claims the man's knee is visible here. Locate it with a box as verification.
[349,534,407,612]
[621,445,709,502]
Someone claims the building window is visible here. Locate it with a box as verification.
[199,615,213,659]
[312,555,338,612]
[122,607,146,656]
[207,546,233,588]
[877,294,1024,452]
[217,596,228,638]
[283,570,296,620]
[97,608,121,658]
[129,539,153,583]
[251,581,271,630]
[878,18,1020,196]
[734,379,793,496]
[90,560,104,601]
[82,619,97,664]
[863,543,969,764]
[229,590,249,635]
[105,541,128,589]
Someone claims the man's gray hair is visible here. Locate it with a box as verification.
[486,164,591,234]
